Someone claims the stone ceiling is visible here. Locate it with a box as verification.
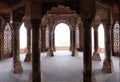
[0,0,119,17]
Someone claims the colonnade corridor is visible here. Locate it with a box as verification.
[0,51,119,82]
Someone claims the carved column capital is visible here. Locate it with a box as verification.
[102,19,111,26]
[92,20,101,30]
[30,19,41,28]
[23,17,31,30]
[12,22,22,30]
[41,24,46,31]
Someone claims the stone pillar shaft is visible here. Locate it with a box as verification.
[71,28,78,56]
[82,19,92,82]
[70,30,73,51]
[79,24,84,51]
[47,27,54,56]
[102,20,112,73]
[12,22,23,73]
[41,27,46,52]
[53,33,56,51]
[31,19,41,82]
[24,27,32,62]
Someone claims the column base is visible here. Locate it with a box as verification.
[13,61,23,73]
[71,49,78,56]
[28,72,44,82]
[47,48,54,57]
[83,72,96,82]
[102,59,113,73]
[92,52,101,61]
[24,53,31,62]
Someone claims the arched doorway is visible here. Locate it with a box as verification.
[54,22,70,50]
[20,23,27,54]
[98,23,105,53]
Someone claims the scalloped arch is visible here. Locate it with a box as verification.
[47,5,76,14]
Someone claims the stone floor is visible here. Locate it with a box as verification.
[0,51,119,82]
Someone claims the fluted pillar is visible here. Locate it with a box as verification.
[31,19,41,82]
[47,26,54,56]
[92,24,101,61]
[71,28,78,56]
[102,20,113,73]
[24,23,32,62]
[12,22,23,73]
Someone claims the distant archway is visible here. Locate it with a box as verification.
[55,23,70,50]
[20,23,27,54]
[98,23,105,53]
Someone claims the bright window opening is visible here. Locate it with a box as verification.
[98,23,105,53]
[55,23,70,50]
[20,23,27,53]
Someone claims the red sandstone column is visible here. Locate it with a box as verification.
[24,22,32,62]
[12,22,23,73]
[102,20,113,73]
[92,24,101,61]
